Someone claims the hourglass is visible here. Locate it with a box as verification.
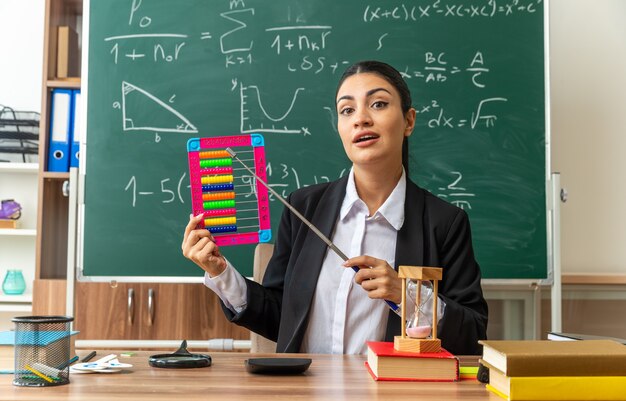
[394,266,443,353]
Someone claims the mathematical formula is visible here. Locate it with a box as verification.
[362,0,541,22]
[99,0,537,140]
[416,97,508,129]
[122,163,475,212]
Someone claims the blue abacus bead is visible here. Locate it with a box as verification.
[207,225,237,234]
[202,183,235,192]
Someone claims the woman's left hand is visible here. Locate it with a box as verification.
[343,255,402,304]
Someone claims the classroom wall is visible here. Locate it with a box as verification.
[550,0,626,275]
[0,0,45,112]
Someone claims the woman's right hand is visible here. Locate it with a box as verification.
[182,214,227,277]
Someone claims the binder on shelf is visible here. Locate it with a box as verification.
[57,26,80,78]
[70,89,81,168]
[47,89,73,172]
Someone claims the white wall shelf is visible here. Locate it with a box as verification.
[0,163,38,326]
[0,304,32,313]
[0,163,38,174]
[0,229,37,236]
[0,294,32,303]
[0,294,32,313]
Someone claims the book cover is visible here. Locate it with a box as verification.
[0,219,18,229]
[547,332,626,345]
[0,330,79,372]
[479,340,626,377]
[366,341,459,381]
[47,88,72,172]
[56,26,80,78]
[0,330,79,346]
[485,363,626,401]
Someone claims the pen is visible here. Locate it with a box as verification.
[225,147,400,314]
[81,351,97,363]
[56,355,79,370]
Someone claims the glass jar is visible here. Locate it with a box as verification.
[2,270,26,295]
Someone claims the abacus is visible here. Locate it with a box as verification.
[186,134,271,246]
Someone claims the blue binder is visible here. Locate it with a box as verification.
[69,89,81,168]
[47,89,73,172]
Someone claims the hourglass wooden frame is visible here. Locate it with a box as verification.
[394,266,443,353]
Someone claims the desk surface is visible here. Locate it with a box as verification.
[0,352,496,401]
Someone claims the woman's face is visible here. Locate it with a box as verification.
[335,73,415,170]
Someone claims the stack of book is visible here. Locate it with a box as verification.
[365,341,459,381]
[547,331,626,344]
[479,340,626,400]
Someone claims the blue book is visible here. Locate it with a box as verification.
[47,88,73,172]
[69,89,81,168]
[0,330,79,346]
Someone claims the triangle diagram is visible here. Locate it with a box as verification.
[121,81,198,133]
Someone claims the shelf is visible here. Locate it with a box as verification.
[0,229,37,236]
[563,274,626,285]
[0,294,32,303]
[0,304,32,313]
[47,79,81,89]
[0,163,39,174]
[0,293,32,313]
[42,171,70,179]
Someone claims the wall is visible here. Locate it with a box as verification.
[550,0,626,275]
[0,0,45,112]
[0,0,44,330]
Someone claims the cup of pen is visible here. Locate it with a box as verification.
[11,316,74,387]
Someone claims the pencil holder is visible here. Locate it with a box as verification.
[12,315,74,387]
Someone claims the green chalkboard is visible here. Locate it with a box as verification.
[80,0,547,280]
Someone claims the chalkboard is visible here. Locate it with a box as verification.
[79,0,547,280]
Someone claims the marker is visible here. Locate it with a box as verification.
[56,355,79,370]
[225,147,400,314]
[81,351,97,363]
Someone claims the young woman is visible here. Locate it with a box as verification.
[182,61,488,355]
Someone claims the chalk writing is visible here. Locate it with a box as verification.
[437,171,476,210]
[239,82,308,135]
[415,97,508,129]
[363,1,540,22]
[117,81,198,133]
[124,173,188,208]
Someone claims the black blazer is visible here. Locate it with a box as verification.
[220,176,488,355]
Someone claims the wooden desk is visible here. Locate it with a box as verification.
[0,352,496,401]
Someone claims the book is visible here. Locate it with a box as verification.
[548,332,626,345]
[485,362,626,400]
[0,330,79,373]
[56,26,80,78]
[0,219,18,229]
[479,339,626,377]
[365,341,458,381]
[69,89,81,168]
[0,330,79,346]
[47,88,73,172]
